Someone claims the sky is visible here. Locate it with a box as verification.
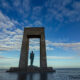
[0,0,80,69]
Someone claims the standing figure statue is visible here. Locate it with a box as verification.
[30,51,34,66]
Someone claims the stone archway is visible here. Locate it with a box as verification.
[19,27,47,69]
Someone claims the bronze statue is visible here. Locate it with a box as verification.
[30,51,34,66]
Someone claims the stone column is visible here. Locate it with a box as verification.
[19,31,29,69]
[40,31,47,67]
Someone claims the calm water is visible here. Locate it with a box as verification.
[0,68,80,80]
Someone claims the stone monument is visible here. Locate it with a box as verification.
[7,27,55,72]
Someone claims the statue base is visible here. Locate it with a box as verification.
[7,66,56,73]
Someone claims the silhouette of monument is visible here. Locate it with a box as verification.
[7,27,55,72]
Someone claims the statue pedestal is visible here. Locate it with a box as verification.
[7,66,56,73]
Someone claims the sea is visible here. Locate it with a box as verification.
[0,68,80,80]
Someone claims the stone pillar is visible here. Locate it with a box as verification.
[40,31,47,67]
[19,31,29,69]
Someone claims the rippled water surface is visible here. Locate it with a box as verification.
[0,69,80,80]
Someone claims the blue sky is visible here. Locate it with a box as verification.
[0,0,80,69]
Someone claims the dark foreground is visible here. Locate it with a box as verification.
[0,68,80,80]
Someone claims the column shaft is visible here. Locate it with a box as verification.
[19,33,29,69]
[40,32,47,67]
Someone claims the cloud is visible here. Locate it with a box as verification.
[33,21,43,27]
[1,0,80,23]
[22,0,31,11]
[72,1,80,10]
[31,6,43,21]
[0,55,6,59]
[0,0,31,18]
[46,47,54,50]
[34,55,75,60]
[47,56,75,59]
[29,39,40,45]
[0,55,17,60]
[29,46,54,51]
[29,46,40,51]
[3,29,16,35]
[0,55,19,68]
[0,11,23,51]
[15,28,23,34]
[29,39,54,51]
[0,11,53,52]
[45,0,80,22]
[0,34,23,51]
[23,20,44,28]
[12,0,21,7]
[1,27,80,52]
[0,0,11,10]
[0,11,15,29]
[0,11,80,52]
[52,42,80,51]
[46,40,80,51]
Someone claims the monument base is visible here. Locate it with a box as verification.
[7,66,56,73]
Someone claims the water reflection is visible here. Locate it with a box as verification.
[17,73,27,80]
[40,73,47,80]
[29,73,34,80]
[17,72,48,80]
